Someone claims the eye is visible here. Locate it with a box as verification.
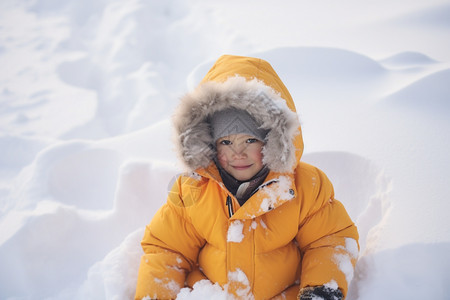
[246,138,258,143]
[219,139,232,145]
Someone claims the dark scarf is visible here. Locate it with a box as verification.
[217,164,270,206]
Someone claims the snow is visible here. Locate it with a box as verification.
[334,252,355,287]
[324,280,339,291]
[227,220,245,243]
[177,280,230,300]
[259,176,294,212]
[228,269,254,299]
[345,238,359,260]
[179,270,254,300]
[1,0,450,299]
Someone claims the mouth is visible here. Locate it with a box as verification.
[232,164,252,170]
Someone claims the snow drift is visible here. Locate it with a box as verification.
[1,0,450,299]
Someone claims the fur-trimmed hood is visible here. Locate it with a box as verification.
[172,55,303,173]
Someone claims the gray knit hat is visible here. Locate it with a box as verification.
[210,108,268,142]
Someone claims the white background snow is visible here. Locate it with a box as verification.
[1,0,450,299]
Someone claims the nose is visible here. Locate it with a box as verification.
[231,144,247,159]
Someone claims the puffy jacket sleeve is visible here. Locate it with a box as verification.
[295,164,359,298]
[135,175,206,300]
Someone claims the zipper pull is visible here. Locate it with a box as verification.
[226,195,234,217]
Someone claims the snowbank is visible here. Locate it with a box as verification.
[1,0,450,299]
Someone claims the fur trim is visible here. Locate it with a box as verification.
[172,76,300,173]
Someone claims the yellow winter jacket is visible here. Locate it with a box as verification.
[135,55,359,300]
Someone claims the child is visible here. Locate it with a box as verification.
[135,55,359,300]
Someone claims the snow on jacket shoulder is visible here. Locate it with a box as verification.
[135,55,359,300]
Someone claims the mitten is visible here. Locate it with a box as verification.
[298,285,344,300]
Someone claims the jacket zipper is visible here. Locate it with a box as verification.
[226,195,234,217]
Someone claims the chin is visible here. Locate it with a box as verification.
[233,173,254,181]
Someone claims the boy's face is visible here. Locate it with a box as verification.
[216,134,264,181]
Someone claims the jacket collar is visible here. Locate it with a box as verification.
[197,163,297,220]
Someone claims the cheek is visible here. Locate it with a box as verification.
[216,150,229,166]
[253,151,264,163]
[249,146,264,162]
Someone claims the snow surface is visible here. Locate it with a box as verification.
[1,0,450,299]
